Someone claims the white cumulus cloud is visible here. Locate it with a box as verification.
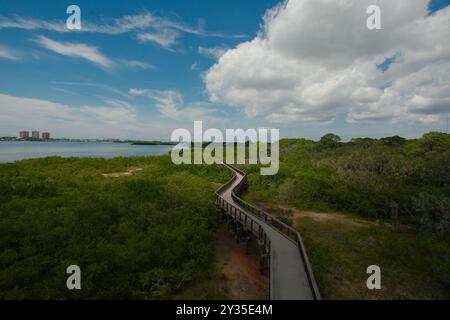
[204,0,450,127]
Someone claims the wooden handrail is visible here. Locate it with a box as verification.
[217,163,321,300]
[215,166,271,257]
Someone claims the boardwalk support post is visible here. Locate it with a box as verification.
[245,235,251,255]
[259,253,268,275]
[236,223,241,243]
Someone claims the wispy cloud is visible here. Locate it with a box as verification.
[198,46,228,60]
[52,80,131,99]
[0,92,172,139]
[0,15,67,32]
[191,62,199,71]
[129,88,218,122]
[0,13,246,49]
[0,92,134,128]
[0,45,20,60]
[79,105,137,125]
[33,36,114,69]
[136,30,179,50]
[121,59,155,70]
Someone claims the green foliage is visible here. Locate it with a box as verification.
[241,133,450,299]
[298,216,450,299]
[0,155,228,299]
[421,132,450,153]
[319,133,341,149]
[244,133,450,237]
[413,193,450,237]
[380,136,407,147]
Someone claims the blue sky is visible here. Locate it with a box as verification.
[0,0,276,100]
[0,0,449,140]
[429,0,450,13]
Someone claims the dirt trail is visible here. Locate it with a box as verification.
[102,167,143,178]
[282,206,375,228]
[213,227,269,300]
[249,193,375,228]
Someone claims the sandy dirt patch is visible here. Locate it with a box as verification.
[102,168,143,178]
[213,227,269,300]
[278,206,375,228]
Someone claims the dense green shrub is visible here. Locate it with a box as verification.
[244,132,450,233]
[0,156,228,299]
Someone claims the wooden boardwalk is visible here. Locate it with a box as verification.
[216,164,321,300]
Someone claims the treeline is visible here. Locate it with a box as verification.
[131,141,177,146]
[0,156,229,299]
[243,132,450,238]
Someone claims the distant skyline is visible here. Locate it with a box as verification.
[0,0,449,141]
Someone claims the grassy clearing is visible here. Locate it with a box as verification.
[246,190,450,299]
[298,213,450,299]
[239,135,450,299]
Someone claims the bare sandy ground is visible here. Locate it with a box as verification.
[213,228,269,300]
[102,167,143,178]
[280,206,375,228]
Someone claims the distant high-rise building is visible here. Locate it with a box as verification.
[32,131,40,139]
[42,132,50,140]
[19,131,29,139]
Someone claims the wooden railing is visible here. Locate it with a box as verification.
[215,195,271,254]
[217,163,321,300]
[215,169,271,255]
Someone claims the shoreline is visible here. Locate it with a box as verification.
[0,140,175,145]
[0,141,173,164]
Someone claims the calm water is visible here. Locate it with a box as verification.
[0,141,174,163]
